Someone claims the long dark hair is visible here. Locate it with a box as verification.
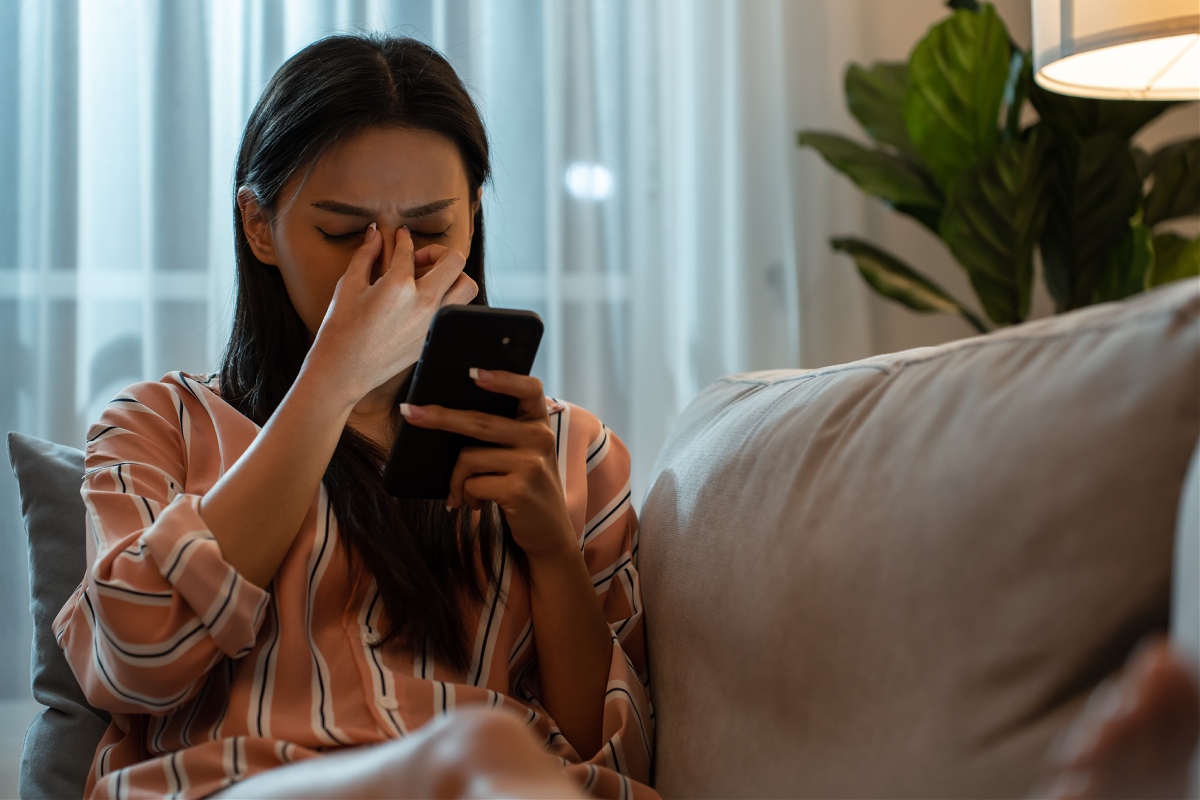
[220,34,521,673]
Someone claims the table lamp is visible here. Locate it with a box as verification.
[1032,0,1200,100]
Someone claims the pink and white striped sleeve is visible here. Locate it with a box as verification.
[53,380,269,716]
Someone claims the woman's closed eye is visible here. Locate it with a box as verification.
[316,226,450,243]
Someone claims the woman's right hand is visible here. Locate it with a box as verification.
[308,223,479,402]
[197,224,475,588]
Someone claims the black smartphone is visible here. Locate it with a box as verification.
[383,305,544,499]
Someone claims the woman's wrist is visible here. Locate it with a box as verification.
[525,544,582,586]
[524,534,599,613]
[521,521,584,581]
[523,526,611,760]
[296,341,368,415]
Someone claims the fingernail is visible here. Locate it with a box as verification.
[445,500,455,512]
[469,368,492,382]
[1054,680,1124,765]
[1055,720,1101,766]
[1041,770,1092,800]
[399,403,424,420]
[365,222,377,241]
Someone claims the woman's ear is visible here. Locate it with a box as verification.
[237,187,278,265]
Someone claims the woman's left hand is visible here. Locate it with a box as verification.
[398,370,576,563]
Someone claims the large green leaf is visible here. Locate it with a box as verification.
[1143,138,1200,226]
[831,236,988,332]
[893,202,943,235]
[904,3,1012,190]
[940,126,1054,324]
[1039,134,1143,311]
[1094,215,1155,303]
[1148,233,1200,287]
[1030,84,1176,142]
[845,62,919,156]
[798,131,942,212]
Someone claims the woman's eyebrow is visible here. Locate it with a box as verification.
[310,198,458,218]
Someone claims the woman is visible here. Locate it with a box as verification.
[55,33,652,799]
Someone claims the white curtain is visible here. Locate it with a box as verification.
[0,0,875,706]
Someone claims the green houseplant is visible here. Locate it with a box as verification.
[798,0,1200,332]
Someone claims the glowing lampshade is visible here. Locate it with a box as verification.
[1032,0,1200,100]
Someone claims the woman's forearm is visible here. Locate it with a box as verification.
[527,545,614,761]
[198,354,358,588]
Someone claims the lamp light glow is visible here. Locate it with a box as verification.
[1032,0,1200,100]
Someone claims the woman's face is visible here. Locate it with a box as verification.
[240,126,479,337]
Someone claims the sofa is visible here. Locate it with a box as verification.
[9,277,1200,798]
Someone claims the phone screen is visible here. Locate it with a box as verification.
[382,306,544,498]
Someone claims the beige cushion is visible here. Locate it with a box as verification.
[640,278,1200,798]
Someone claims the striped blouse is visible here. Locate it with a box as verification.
[53,371,655,799]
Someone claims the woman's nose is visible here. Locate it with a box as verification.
[375,225,397,280]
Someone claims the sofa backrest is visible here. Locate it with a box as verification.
[639,278,1200,798]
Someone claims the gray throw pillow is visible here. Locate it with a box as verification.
[7,432,109,800]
